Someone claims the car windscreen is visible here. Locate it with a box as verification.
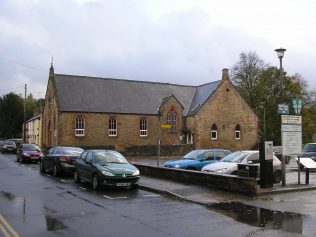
[4,141,15,145]
[220,151,250,163]
[303,144,316,152]
[61,147,84,155]
[182,150,205,159]
[23,144,39,151]
[94,151,128,164]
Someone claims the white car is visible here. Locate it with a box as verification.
[201,150,282,183]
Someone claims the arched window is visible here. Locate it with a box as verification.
[235,124,241,140]
[109,117,117,136]
[140,118,147,137]
[75,115,85,136]
[211,124,217,140]
[167,112,177,132]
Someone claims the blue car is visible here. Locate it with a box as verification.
[164,149,231,171]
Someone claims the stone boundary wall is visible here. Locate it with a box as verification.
[135,164,258,196]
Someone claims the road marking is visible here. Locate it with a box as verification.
[79,187,86,190]
[144,194,159,197]
[0,214,20,237]
[103,195,127,200]
[60,179,66,183]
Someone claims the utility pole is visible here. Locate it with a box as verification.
[24,84,27,143]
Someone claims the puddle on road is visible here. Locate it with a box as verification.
[45,215,67,231]
[208,201,316,235]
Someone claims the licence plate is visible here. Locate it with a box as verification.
[31,156,39,159]
[116,182,131,187]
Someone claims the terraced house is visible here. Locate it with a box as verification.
[43,64,258,155]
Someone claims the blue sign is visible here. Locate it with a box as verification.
[278,103,289,115]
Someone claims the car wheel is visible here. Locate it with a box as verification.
[92,174,100,191]
[74,170,81,183]
[39,161,45,173]
[273,170,282,183]
[52,164,60,177]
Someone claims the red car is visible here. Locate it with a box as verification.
[16,144,43,163]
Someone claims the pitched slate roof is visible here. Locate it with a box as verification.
[54,74,222,116]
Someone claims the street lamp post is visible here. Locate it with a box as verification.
[275,47,287,186]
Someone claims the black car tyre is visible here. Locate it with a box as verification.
[92,174,100,191]
[39,161,45,173]
[273,170,282,183]
[52,164,60,177]
[74,170,81,183]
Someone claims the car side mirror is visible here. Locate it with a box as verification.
[247,160,253,164]
[198,157,207,162]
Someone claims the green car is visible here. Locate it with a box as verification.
[74,150,140,190]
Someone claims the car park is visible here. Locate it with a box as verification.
[39,146,84,176]
[301,143,316,161]
[16,144,43,163]
[0,140,17,154]
[164,149,231,171]
[74,150,140,190]
[201,150,282,183]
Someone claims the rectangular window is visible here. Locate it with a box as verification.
[235,131,241,140]
[211,130,217,140]
[140,119,147,137]
[186,133,193,144]
[109,117,117,136]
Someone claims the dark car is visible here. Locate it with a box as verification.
[0,140,17,154]
[16,144,43,163]
[301,143,316,161]
[39,146,84,176]
[164,149,231,170]
[74,150,140,190]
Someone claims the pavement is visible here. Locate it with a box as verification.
[131,156,316,206]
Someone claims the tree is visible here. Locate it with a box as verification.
[0,93,24,138]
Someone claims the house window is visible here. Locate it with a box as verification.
[109,117,117,136]
[211,124,217,140]
[140,118,147,137]
[75,115,84,136]
[235,124,241,140]
[167,112,177,132]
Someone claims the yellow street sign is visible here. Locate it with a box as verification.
[161,124,171,129]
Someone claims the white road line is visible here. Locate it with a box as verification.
[60,179,66,183]
[144,194,159,197]
[79,187,86,190]
[103,195,127,200]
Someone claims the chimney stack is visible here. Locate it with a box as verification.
[222,68,229,81]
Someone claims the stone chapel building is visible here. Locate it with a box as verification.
[43,64,258,154]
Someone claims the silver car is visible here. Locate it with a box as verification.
[201,150,282,183]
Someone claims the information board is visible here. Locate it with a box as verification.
[281,115,302,156]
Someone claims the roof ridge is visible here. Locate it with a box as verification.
[55,73,197,88]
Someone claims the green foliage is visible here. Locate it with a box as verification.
[0,92,44,139]
[231,51,316,145]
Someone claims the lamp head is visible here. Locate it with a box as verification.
[275,47,286,58]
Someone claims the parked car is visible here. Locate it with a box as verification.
[0,140,17,154]
[16,144,43,163]
[74,150,140,190]
[39,146,84,176]
[301,143,316,161]
[201,150,282,183]
[163,149,231,171]
[273,146,291,164]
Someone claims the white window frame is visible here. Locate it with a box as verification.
[211,124,217,140]
[235,125,241,140]
[140,118,148,137]
[109,117,117,136]
[186,133,193,144]
[167,112,177,132]
[75,116,85,136]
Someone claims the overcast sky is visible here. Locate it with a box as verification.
[0,0,315,99]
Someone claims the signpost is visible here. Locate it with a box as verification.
[281,115,302,185]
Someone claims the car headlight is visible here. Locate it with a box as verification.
[23,152,31,157]
[216,168,227,173]
[101,170,115,176]
[174,165,180,168]
[132,169,140,176]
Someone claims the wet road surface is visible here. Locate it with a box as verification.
[1,153,316,236]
